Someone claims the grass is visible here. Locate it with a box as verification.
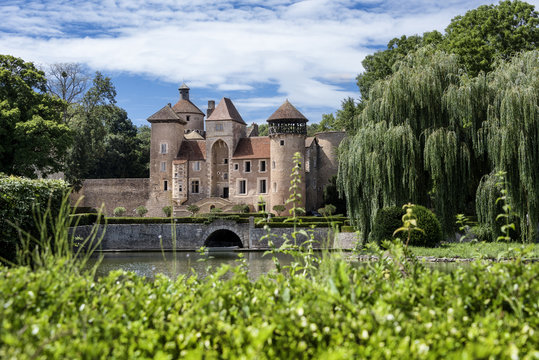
[409,241,539,259]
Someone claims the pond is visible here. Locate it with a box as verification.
[91,250,466,280]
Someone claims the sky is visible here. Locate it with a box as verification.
[1,0,537,127]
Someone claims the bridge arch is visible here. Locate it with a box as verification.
[204,229,244,248]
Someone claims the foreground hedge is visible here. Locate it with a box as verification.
[1,244,537,359]
[0,175,70,259]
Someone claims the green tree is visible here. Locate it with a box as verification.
[0,55,72,177]
[444,0,539,76]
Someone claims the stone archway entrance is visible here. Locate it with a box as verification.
[211,139,229,198]
[204,229,243,248]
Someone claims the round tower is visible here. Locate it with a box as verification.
[172,83,205,133]
[268,100,307,215]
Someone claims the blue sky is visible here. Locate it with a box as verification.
[1,0,537,127]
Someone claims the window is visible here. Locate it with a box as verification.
[179,183,183,192]
[234,163,239,171]
[223,172,228,180]
[215,123,223,131]
[259,179,267,194]
[259,160,266,172]
[238,180,247,195]
[186,115,190,122]
[160,161,166,172]
[224,158,228,164]
[272,161,276,169]
[280,140,285,146]
[244,161,251,173]
[160,143,168,154]
[273,182,277,192]
[191,180,200,194]
[163,180,168,191]
[193,161,201,171]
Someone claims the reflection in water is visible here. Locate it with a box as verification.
[90,251,294,281]
[90,251,466,281]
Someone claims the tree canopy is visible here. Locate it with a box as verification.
[0,55,71,178]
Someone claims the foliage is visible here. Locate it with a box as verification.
[272,204,286,216]
[286,152,304,219]
[393,203,425,248]
[0,175,70,261]
[318,204,336,217]
[162,206,173,217]
[371,205,442,247]
[232,204,250,213]
[339,48,539,242]
[113,207,126,217]
[408,241,539,259]
[187,204,200,217]
[470,224,495,243]
[0,55,72,177]
[1,241,538,358]
[322,175,346,215]
[135,205,148,217]
[444,0,539,76]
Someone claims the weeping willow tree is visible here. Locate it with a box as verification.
[475,51,539,242]
[339,48,475,240]
[339,49,538,242]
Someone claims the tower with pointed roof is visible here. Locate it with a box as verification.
[267,100,307,214]
[147,103,187,210]
[173,83,205,134]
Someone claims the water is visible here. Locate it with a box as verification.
[91,251,465,280]
[91,251,295,280]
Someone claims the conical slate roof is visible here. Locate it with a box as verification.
[147,104,187,124]
[206,97,245,124]
[267,100,308,123]
[172,99,204,115]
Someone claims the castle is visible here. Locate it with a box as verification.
[74,84,345,216]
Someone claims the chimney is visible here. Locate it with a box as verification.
[207,100,215,118]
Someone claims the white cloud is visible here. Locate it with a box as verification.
[1,0,537,119]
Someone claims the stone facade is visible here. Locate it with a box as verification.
[74,84,345,217]
[146,85,345,216]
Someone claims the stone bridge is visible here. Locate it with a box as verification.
[73,218,358,250]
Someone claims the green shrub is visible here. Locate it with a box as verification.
[272,204,286,216]
[187,204,200,217]
[135,205,148,217]
[0,175,70,261]
[0,242,537,358]
[471,224,494,242]
[371,205,443,247]
[113,207,126,217]
[318,204,337,216]
[162,206,173,217]
[341,225,356,233]
[232,204,250,213]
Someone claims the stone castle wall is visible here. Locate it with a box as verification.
[72,178,150,216]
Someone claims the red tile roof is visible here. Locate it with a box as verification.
[206,97,246,124]
[267,100,308,123]
[232,137,270,159]
[177,140,206,161]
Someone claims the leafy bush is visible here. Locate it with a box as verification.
[0,175,70,260]
[272,204,286,216]
[0,242,537,358]
[232,204,250,213]
[135,205,148,217]
[471,224,494,242]
[113,207,126,217]
[318,204,337,216]
[371,205,443,247]
[162,206,173,217]
[186,204,200,217]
